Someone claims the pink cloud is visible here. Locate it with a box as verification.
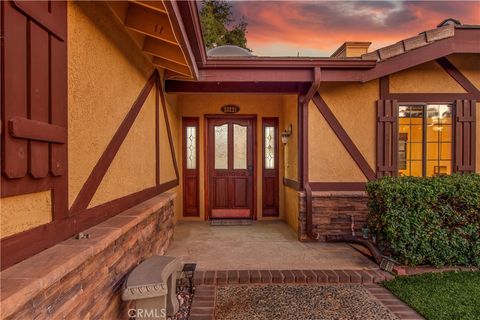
[223,1,480,56]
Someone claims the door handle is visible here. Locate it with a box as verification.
[247,165,254,175]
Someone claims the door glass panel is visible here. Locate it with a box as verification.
[265,126,275,169]
[233,124,247,169]
[214,124,228,169]
[186,126,196,169]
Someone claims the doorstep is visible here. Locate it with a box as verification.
[193,269,394,286]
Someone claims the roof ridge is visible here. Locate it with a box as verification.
[362,23,455,62]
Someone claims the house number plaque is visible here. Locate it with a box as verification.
[221,105,240,114]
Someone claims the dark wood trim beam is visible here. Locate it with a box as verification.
[155,74,160,186]
[297,93,305,189]
[1,179,179,270]
[1,218,75,270]
[1,176,52,197]
[309,182,366,191]
[385,93,479,101]
[436,57,480,95]
[158,76,180,181]
[8,117,66,143]
[198,68,313,82]
[175,0,207,66]
[195,68,367,83]
[70,71,157,213]
[312,94,376,181]
[380,76,389,100]
[163,0,198,79]
[283,178,301,191]
[74,180,179,230]
[203,59,376,69]
[165,81,302,93]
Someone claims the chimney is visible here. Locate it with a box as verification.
[331,42,371,58]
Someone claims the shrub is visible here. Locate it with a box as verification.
[366,174,480,266]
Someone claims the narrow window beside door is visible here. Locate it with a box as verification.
[182,118,199,216]
[262,118,279,217]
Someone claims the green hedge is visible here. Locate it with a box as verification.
[366,174,480,267]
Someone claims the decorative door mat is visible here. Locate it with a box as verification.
[210,219,253,226]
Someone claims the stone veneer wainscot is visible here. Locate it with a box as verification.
[0,193,176,320]
[299,191,368,241]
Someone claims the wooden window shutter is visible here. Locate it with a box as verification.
[1,1,67,198]
[454,100,476,173]
[376,99,398,178]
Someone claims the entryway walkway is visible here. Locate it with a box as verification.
[166,221,377,270]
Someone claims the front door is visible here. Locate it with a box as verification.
[207,116,255,219]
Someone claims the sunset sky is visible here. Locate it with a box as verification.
[217,1,480,57]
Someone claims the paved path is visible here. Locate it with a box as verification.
[190,284,424,320]
[167,221,377,270]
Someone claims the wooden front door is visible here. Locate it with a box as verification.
[207,116,255,219]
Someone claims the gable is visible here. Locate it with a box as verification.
[389,60,466,93]
[448,53,480,91]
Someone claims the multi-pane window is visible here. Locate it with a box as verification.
[398,104,453,177]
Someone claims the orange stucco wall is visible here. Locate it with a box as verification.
[390,60,466,93]
[308,55,479,183]
[282,95,298,181]
[282,95,300,231]
[68,1,157,208]
[0,2,179,238]
[308,80,378,182]
[0,191,52,239]
[69,1,178,210]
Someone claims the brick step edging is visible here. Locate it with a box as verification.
[193,269,394,286]
[364,284,425,320]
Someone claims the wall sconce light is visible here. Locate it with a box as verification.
[181,263,197,294]
[281,124,292,145]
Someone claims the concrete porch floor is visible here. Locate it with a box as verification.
[166,221,377,270]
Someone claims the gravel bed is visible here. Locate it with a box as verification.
[215,284,399,320]
[167,281,193,320]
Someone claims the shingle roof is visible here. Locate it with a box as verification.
[362,22,457,62]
